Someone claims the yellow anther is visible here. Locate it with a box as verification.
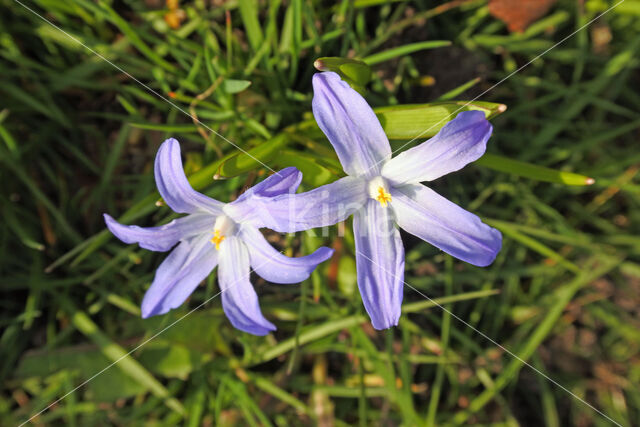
[210,230,225,250]
[376,186,392,207]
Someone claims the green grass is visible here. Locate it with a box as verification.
[2,0,640,425]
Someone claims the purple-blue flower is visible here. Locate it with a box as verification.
[104,138,333,335]
[246,72,502,330]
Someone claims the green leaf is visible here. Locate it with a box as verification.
[436,77,481,101]
[402,289,501,314]
[362,40,451,65]
[141,311,230,355]
[215,133,288,178]
[339,63,372,86]
[354,0,404,7]
[249,315,365,366]
[274,150,336,187]
[137,344,201,380]
[222,79,252,94]
[476,154,595,186]
[314,57,372,87]
[129,123,200,133]
[238,0,264,52]
[376,101,507,140]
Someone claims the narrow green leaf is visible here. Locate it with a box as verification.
[436,77,481,101]
[249,315,365,366]
[129,123,200,133]
[403,289,501,314]
[354,0,404,7]
[215,133,288,178]
[238,0,264,52]
[362,40,451,65]
[476,154,595,186]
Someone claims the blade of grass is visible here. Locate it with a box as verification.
[476,154,595,186]
[248,315,365,366]
[238,0,265,53]
[362,40,451,65]
[425,255,453,425]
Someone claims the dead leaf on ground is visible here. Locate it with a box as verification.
[488,0,558,33]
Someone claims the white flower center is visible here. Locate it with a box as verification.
[367,176,392,208]
[210,215,236,250]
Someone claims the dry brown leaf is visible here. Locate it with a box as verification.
[488,0,558,33]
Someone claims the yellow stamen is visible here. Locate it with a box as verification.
[376,186,392,207]
[210,230,225,250]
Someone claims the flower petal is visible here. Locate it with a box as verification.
[313,72,391,177]
[226,176,367,232]
[353,200,405,330]
[141,234,217,318]
[225,167,302,221]
[235,167,302,202]
[104,213,213,252]
[239,225,334,284]
[381,111,492,185]
[155,138,224,214]
[218,236,276,335]
[391,184,502,267]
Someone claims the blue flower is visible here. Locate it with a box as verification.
[104,138,333,335]
[247,72,502,330]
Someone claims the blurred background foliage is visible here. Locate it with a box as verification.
[1,0,640,425]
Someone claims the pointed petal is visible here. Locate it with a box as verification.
[218,236,276,335]
[226,167,302,221]
[104,213,213,252]
[225,176,367,232]
[234,167,302,202]
[391,184,502,267]
[353,200,405,330]
[382,111,492,185]
[154,138,224,214]
[141,235,217,318]
[239,225,334,284]
[313,72,390,177]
